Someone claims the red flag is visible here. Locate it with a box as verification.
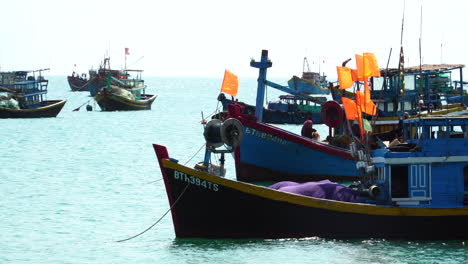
[220,70,239,97]
[125,48,130,55]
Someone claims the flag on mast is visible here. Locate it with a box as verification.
[220,70,239,97]
[125,48,130,55]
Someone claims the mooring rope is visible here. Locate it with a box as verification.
[183,143,206,165]
[146,178,164,184]
[115,182,190,243]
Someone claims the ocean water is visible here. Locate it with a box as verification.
[1,76,466,264]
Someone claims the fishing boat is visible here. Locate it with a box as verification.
[218,93,326,124]
[287,57,330,95]
[67,57,142,96]
[93,72,157,111]
[215,50,360,182]
[217,57,331,125]
[333,63,467,134]
[67,72,89,92]
[153,114,468,239]
[0,70,66,118]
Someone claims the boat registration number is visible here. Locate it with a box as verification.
[173,170,219,191]
[245,127,287,145]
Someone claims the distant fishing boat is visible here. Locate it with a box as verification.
[67,57,143,96]
[154,114,468,239]
[287,57,330,95]
[93,71,157,111]
[67,72,89,92]
[0,70,66,118]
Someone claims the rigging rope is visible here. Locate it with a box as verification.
[115,182,190,243]
[183,143,206,166]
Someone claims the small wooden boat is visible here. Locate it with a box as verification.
[94,87,157,111]
[93,72,157,111]
[0,70,66,118]
[154,115,468,239]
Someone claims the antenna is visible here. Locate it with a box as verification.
[419,3,423,72]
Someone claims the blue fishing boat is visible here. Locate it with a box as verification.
[153,114,468,239]
[287,57,330,95]
[216,50,359,182]
[332,63,467,134]
[217,57,331,125]
[218,93,326,124]
[0,70,66,118]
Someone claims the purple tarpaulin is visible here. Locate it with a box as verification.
[270,180,357,202]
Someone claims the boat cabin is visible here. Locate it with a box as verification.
[268,95,325,113]
[0,71,48,109]
[366,116,468,207]
[371,64,465,117]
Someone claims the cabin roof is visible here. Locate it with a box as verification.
[382,64,465,75]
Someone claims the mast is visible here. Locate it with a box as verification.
[397,0,406,113]
[250,50,272,122]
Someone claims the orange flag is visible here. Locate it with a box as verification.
[363,53,381,77]
[220,70,239,97]
[342,97,358,120]
[355,53,381,79]
[355,92,365,140]
[336,66,353,89]
[362,79,377,115]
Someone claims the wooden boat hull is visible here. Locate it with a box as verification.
[0,100,66,118]
[94,92,157,111]
[67,76,89,92]
[154,144,468,239]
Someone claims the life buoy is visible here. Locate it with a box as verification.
[321,100,343,128]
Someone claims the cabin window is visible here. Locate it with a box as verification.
[391,165,409,198]
[449,125,466,138]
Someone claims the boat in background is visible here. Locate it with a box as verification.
[217,57,331,125]
[332,63,467,134]
[67,72,89,92]
[154,115,468,239]
[218,93,326,124]
[287,57,330,95]
[0,70,66,118]
[93,72,157,111]
[67,57,143,96]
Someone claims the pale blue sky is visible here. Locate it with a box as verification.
[1,0,467,79]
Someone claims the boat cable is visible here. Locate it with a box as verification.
[183,143,206,165]
[72,99,92,112]
[201,104,223,123]
[114,182,191,243]
[146,178,163,184]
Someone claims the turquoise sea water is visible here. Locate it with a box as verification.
[1,76,466,264]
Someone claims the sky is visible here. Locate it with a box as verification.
[1,0,468,79]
